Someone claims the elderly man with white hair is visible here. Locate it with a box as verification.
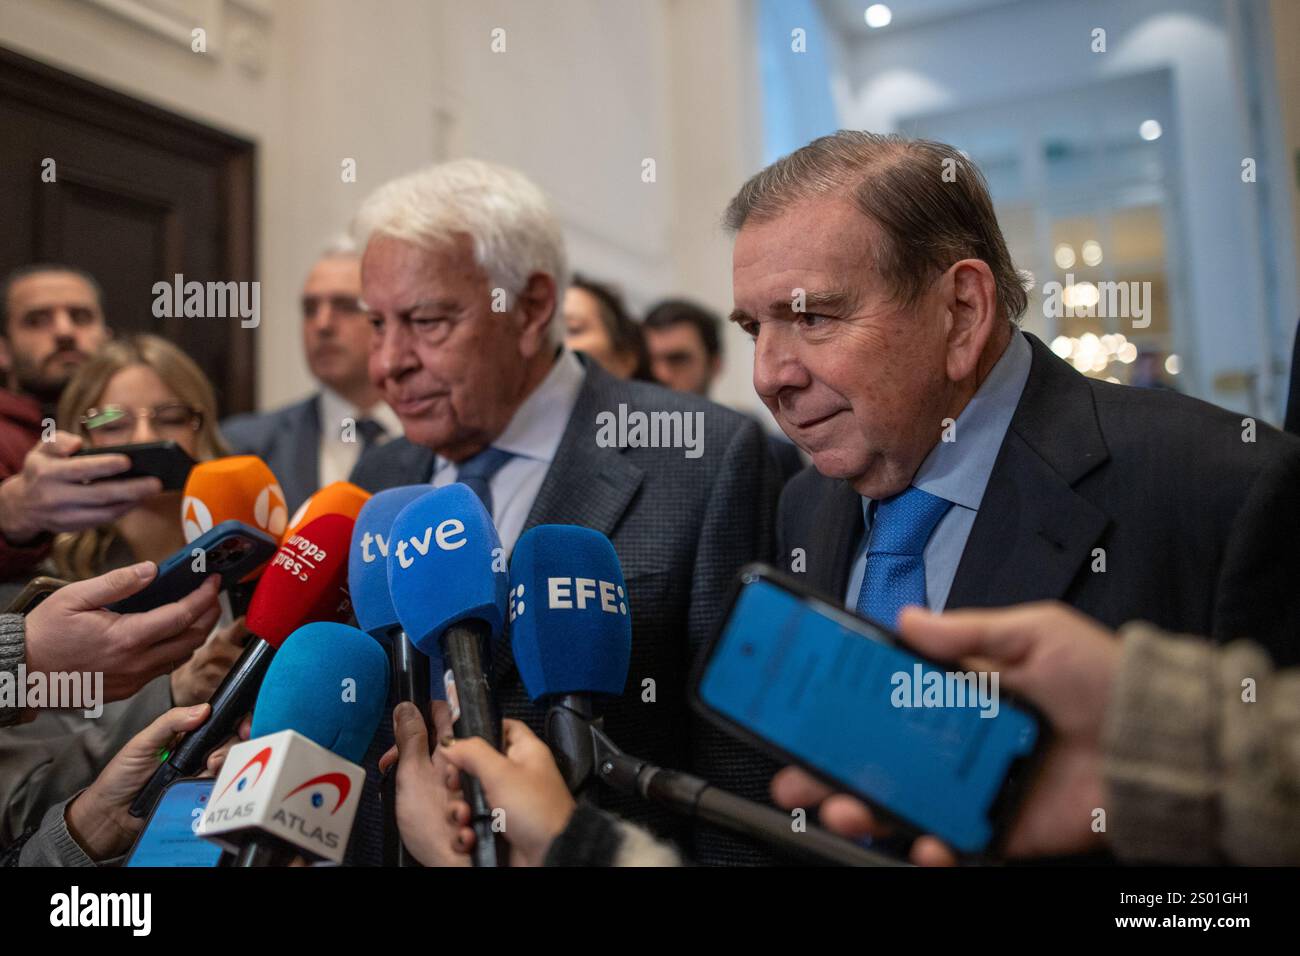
[348,159,784,866]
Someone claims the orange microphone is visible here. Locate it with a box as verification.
[180,456,289,614]
[285,481,371,536]
[182,455,290,545]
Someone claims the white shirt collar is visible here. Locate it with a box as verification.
[435,348,586,471]
[317,386,401,439]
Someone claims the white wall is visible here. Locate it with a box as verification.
[0,0,772,418]
[828,0,1298,415]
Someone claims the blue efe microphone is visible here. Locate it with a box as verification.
[509,524,632,795]
[510,524,631,700]
[387,482,508,866]
[350,486,437,725]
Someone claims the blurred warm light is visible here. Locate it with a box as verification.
[865,4,892,28]
[1105,376,1121,384]
[1165,353,1182,375]
[1050,335,1072,358]
[1118,342,1138,364]
[1081,240,1103,266]
[1051,331,1141,377]
[1062,281,1099,310]
[1139,119,1163,141]
[1053,243,1076,269]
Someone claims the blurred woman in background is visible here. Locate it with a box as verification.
[563,275,653,381]
[53,334,228,579]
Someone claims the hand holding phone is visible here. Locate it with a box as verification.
[72,440,196,491]
[692,565,1046,858]
[0,431,161,543]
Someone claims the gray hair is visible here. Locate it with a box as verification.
[351,159,568,338]
[724,131,1027,323]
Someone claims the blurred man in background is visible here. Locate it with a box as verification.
[222,240,400,510]
[645,296,803,482]
[0,265,157,584]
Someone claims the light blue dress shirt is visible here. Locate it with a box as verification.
[844,332,1032,611]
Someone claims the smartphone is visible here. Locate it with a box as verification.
[691,564,1045,857]
[107,520,278,614]
[74,440,197,491]
[3,576,70,614]
[125,777,223,867]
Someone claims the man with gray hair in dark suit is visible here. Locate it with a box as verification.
[348,159,782,865]
[221,238,401,510]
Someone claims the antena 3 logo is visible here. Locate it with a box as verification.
[546,577,628,615]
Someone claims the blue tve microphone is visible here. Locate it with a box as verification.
[387,482,508,866]
[509,524,631,795]
[350,486,438,867]
[351,486,436,722]
[202,621,389,866]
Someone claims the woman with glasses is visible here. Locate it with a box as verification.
[0,336,246,853]
[54,335,227,580]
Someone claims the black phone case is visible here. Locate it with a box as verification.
[688,562,1050,860]
[76,440,197,490]
[106,521,278,614]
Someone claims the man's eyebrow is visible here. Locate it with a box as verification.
[728,290,854,325]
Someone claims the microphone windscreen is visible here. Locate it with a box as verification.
[250,621,389,764]
[387,483,507,662]
[246,513,356,647]
[182,455,288,547]
[508,524,631,702]
[286,481,370,536]
[349,486,437,638]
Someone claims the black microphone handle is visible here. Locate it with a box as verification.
[391,629,431,732]
[590,726,904,867]
[385,627,429,867]
[545,696,597,798]
[442,619,505,868]
[234,835,299,867]
[128,637,276,818]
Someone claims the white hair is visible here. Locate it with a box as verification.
[351,159,568,339]
[320,233,359,259]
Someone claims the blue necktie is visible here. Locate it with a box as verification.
[854,486,953,628]
[454,446,514,515]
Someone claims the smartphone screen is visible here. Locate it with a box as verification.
[696,573,1040,854]
[126,778,223,867]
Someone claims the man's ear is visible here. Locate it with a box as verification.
[942,259,999,382]
[515,272,558,360]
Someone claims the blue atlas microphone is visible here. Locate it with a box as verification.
[199,621,389,867]
[509,524,631,797]
[388,482,508,867]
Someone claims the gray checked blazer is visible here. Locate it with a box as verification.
[350,356,785,864]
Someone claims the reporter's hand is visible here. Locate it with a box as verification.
[64,703,212,861]
[380,701,471,867]
[25,562,222,703]
[439,718,577,867]
[171,617,248,706]
[770,602,1122,864]
[0,431,161,543]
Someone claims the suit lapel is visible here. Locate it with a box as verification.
[947,334,1111,609]
[282,397,322,509]
[522,360,643,538]
[805,478,863,602]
